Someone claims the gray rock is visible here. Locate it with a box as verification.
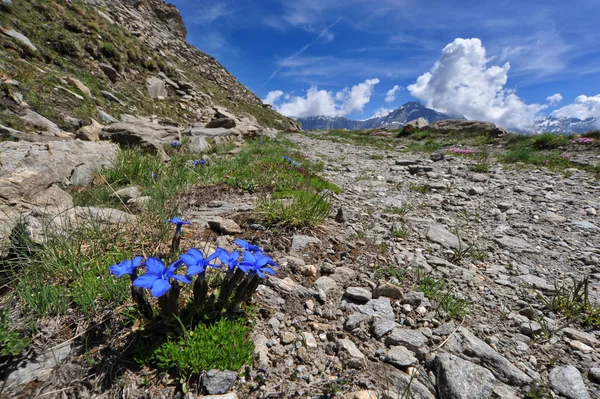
[430,151,444,161]
[337,339,365,369]
[385,346,418,368]
[563,328,599,347]
[345,313,370,330]
[395,158,420,166]
[127,196,152,211]
[493,236,534,253]
[101,118,179,154]
[315,276,337,294]
[189,136,211,153]
[70,164,95,186]
[434,353,496,399]
[99,63,119,82]
[202,369,237,395]
[291,234,321,252]
[76,119,103,141]
[427,224,463,249]
[548,365,590,399]
[468,187,484,196]
[373,281,403,299]
[427,119,506,137]
[199,394,237,399]
[589,368,600,383]
[402,291,425,306]
[385,328,428,351]
[100,90,123,104]
[444,328,532,386]
[147,76,168,99]
[519,321,542,337]
[0,27,37,51]
[267,277,316,298]
[5,344,72,386]
[111,186,141,203]
[207,117,236,129]
[345,287,372,302]
[512,274,554,291]
[97,108,118,123]
[65,77,91,98]
[19,109,61,133]
[208,217,242,235]
[371,318,396,339]
[570,220,598,230]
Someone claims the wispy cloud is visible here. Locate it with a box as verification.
[263,17,342,86]
[190,2,233,24]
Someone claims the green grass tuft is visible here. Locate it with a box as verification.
[418,276,469,319]
[152,318,254,380]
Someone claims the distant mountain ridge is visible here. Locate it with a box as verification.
[534,116,599,134]
[296,102,453,131]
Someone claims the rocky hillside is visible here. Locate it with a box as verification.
[0,0,299,133]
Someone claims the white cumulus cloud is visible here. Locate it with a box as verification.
[551,94,600,120]
[385,85,403,103]
[263,90,284,105]
[373,107,393,118]
[273,78,380,118]
[408,38,546,132]
[546,93,563,106]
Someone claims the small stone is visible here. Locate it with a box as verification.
[335,207,345,222]
[468,187,484,196]
[373,281,403,299]
[111,186,141,203]
[291,234,321,252]
[314,276,337,294]
[401,291,425,306]
[548,365,590,399]
[371,318,396,339]
[343,390,377,399]
[434,353,497,399]
[430,151,444,161]
[337,339,365,369]
[563,328,599,347]
[519,321,542,337]
[345,313,370,330]
[100,63,119,82]
[345,287,372,302]
[589,368,600,383]
[281,332,296,345]
[202,369,237,395]
[569,340,593,354]
[207,217,242,235]
[299,264,318,277]
[385,328,428,351]
[385,346,418,368]
[301,332,317,348]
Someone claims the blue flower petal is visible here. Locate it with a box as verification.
[145,257,165,276]
[237,264,252,274]
[133,274,159,289]
[187,265,205,276]
[261,267,276,276]
[132,256,144,268]
[109,263,127,278]
[187,248,204,261]
[151,279,171,297]
[180,253,198,268]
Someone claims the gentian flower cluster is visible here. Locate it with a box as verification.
[192,159,207,166]
[447,147,477,154]
[109,219,278,317]
[571,137,595,144]
[283,156,300,167]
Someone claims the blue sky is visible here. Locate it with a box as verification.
[169,0,600,131]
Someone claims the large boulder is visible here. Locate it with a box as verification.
[401,117,429,135]
[100,116,180,154]
[425,120,507,137]
[183,125,240,146]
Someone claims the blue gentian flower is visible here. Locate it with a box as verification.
[238,251,277,279]
[133,257,191,297]
[180,248,220,276]
[215,248,240,273]
[172,140,180,148]
[193,159,207,166]
[109,256,143,278]
[233,238,264,253]
[166,217,192,234]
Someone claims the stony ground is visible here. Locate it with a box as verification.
[223,132,600,399]
[3,130,600,399]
